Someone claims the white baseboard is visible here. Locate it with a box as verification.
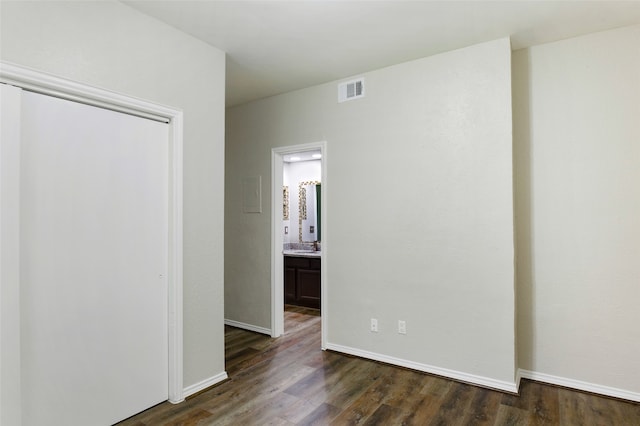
[518,369,640,402]
[182,371,228,399]
[515,367,523,389]
[325,342,518,393]
[224,319,271,336]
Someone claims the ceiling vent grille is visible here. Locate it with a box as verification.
[338,78,365,103]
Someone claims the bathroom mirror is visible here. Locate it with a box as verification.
[299,180,321,242]
[283,186,289,220]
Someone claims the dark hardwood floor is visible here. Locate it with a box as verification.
[119,306,639,425]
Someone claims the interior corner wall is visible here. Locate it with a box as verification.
[0,1,226,389]
[513,25,640,396]
[226,37,516,386]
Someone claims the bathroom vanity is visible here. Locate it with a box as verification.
[284,252,320,309]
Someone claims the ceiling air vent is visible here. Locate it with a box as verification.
[338,78,365,103]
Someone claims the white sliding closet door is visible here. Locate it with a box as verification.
[19,90,169,426]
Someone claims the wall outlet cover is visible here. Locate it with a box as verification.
[370,318,378,332]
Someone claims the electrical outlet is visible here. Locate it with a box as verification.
[398,320,406,335]
[370,318,378,332]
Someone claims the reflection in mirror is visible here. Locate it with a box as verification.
[299,180,320,242]
[283,186,289,220]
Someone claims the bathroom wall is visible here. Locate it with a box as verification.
[283,160,321,244]
[226,37,516,389]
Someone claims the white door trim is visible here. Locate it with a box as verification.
[271,141,327,349]
[0,62,185,404]
[1,83,23,426]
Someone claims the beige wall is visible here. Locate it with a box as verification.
[1,1,226,388]
[513,25,640,395]
[226,38,516,387]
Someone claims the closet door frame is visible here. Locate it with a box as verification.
[0,62,185,408]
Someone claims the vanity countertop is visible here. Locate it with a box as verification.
[283,250,321,258]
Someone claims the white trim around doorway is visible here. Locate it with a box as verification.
[0,61,185,404]
[271,142,327,349]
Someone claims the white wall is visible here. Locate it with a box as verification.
[226,38,516,388]
[0,0,226,390]
[513,25,640,397]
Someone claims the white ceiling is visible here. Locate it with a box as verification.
[124,1,640,107]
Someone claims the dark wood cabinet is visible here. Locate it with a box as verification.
[284,256,321,309]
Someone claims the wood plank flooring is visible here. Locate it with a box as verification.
[118,306,639,425]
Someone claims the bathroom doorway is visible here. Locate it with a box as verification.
[271,142,326,348]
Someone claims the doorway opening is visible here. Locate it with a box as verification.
[271,142,326,348]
